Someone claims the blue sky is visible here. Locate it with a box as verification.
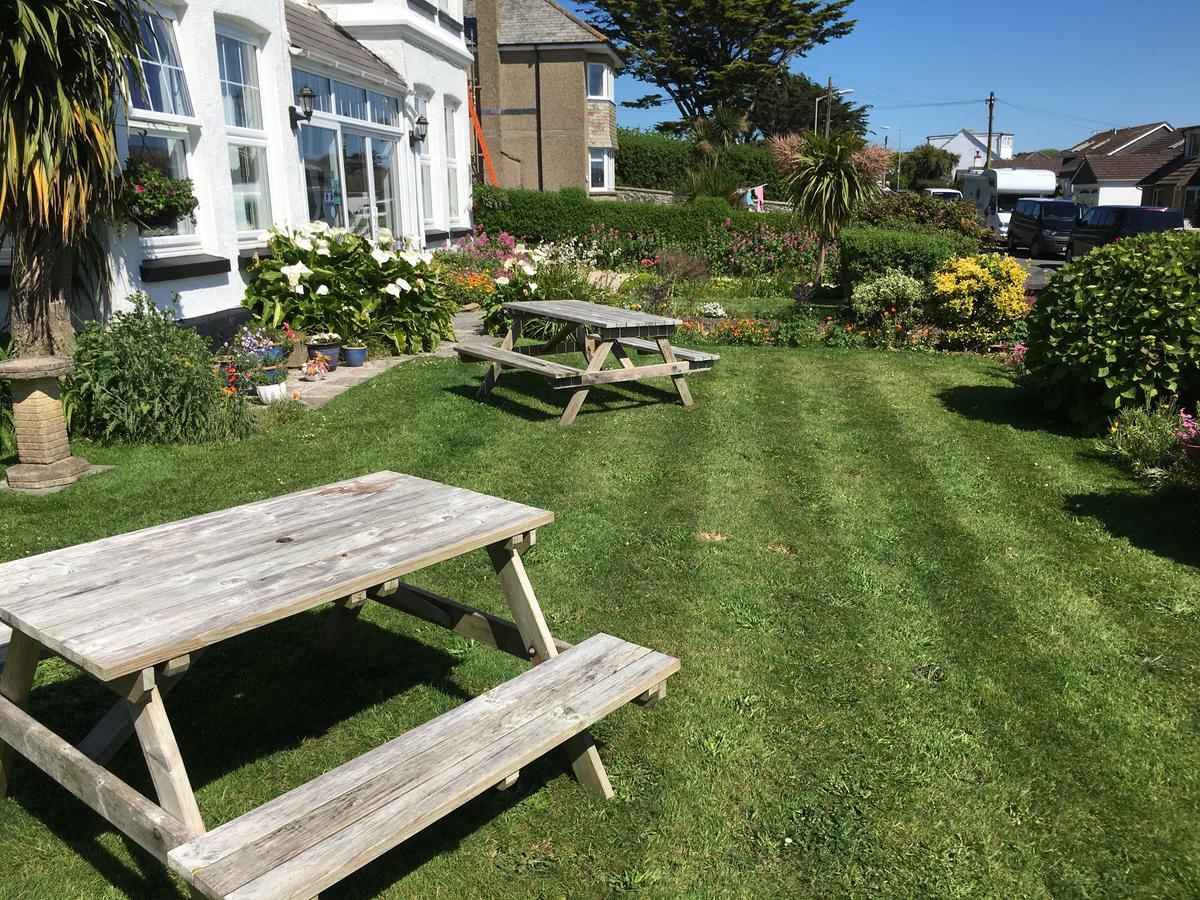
[565,0,1200,153]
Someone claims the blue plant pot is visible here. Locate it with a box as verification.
[307,342,340,371]
[261,344,286,365]
[342,346,368,367]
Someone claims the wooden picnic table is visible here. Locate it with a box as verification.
[0,471,677,898]
[457,299,719,425]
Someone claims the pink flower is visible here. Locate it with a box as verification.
[133,184,145,193]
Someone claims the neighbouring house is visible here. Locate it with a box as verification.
[464,0,621,194]
[1138,125,1200,223]
[0,0,473,330]
[1058,121,1176,200]
[927,129,1013,177]
[993,151,1064,176]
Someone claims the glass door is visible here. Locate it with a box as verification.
[299,125,342,226]
[371,139,399,235]
[342,132,372,236]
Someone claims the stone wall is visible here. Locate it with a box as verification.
[613,186,791,213]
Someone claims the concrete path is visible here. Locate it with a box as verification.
[280,309,497,409]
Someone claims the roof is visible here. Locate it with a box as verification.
[1067,122,1172,156]
[284,1,403,88]
[1137,154,1200,189]
[464,0,609,45]
[1070,152,1179,185]
[995,152,1063,174]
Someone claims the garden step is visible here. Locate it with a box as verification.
[168,634,677,899]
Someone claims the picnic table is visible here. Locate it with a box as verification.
[457,299,719,425]
[0,472,677,898]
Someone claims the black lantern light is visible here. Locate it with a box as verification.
[410,115,429,148]
[290,85,315,129]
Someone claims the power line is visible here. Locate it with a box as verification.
[867,99,983,111]
[995,98,1120,132]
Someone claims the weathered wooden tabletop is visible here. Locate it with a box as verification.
[503,300,682,338]
[0,471,553,682]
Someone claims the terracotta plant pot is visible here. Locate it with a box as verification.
[1181,441,1200,462]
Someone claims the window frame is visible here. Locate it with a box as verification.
[587,62,613,102]
[414,92,435,228]
[588,146,614,193]
[294,64,406,239]
[125,122,203,256]
[444,100,462,224]
[215,25,274,242]
[128,8,196,122]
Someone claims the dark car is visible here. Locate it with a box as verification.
[1007,198,1085,257]
[1066,205,1185,260]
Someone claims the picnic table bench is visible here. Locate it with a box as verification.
[457,300,718,425]
[0,472,678,898]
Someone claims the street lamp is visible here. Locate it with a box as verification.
[813,88,855,135]
[880,125,902,191]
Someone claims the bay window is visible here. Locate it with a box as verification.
[589,147,614,193]
[587,62,613,101]
[293,68,405,239]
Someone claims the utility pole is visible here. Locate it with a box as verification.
[984,91,995,170]
[824,76,833,139]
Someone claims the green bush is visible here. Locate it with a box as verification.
[855,192,986,244]
[838,226,975,292]
[615,130,785,199]
[1026,230,1200,426]
[850,269,927,325]
[67,293,253,444]
[242,223,455,354]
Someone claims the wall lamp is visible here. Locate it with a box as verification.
[410,115,428,148]
[290,85,315,129]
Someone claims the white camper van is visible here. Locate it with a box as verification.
[962,168,1058,237]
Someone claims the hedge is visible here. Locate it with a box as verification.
[838,225,976,292]
[615,129,785,200]
[473,185,795,245]
[854,191,987,245]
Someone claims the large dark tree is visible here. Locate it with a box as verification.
[899,144,960,190]
[749,73,868,138]
[582,0,855,121]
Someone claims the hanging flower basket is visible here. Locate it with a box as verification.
[120,160,199,231]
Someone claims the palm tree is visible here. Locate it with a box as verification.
[779,131,879,287]
[0,0,143,356]
[689,105,748,168]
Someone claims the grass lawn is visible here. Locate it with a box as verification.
[1,347,1198,897]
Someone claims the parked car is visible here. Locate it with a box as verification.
[921,188,963,201]
[1066,206,1185,260]
[1007,198,1085,257]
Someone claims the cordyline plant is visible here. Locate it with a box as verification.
[0,0,143,356]
[775,131,879,284]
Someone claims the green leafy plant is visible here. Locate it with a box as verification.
[119,159,198,229]
[838,225,975,292]
[854,191,986,244]
[1025,230,1200,427]
[850,269,927,326]
[67,292,253,444]
[928,253,1029,350]
[1100,403,1188,484]
[242,223,456,354]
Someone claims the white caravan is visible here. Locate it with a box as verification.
[962,168,1058,236]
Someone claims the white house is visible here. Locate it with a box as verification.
[0,0,473,329]
[927,129,1013,178]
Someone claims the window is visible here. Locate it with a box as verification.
[416,95,434,225]
[589,147,614,192]
[126,129,195,238]
[444,103,461,222]
[217,35,262,129]
[1185,186,1200,218]
[587,62,613,101]
[294,68,405,238]
[1186,133,1200,160]
[217,29,271,238]
[129,12,193,116]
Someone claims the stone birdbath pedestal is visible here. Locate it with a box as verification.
[0,356,90,492]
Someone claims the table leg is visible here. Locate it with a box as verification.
[486,544,614,799]
[0,631,41,797]
[479,316,523,398]
[314,591,368,658]
[610,342,637,370]
[655,338,694,407]
[559,340,613,427]
[128,682,205,834]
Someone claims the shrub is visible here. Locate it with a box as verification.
[838,225,974,290]
[850,269,927,325]
[242,222,455,354]
[1025,230,1200,426]
[1100,403,1187,483]
[928,254,1028,350]
[67,293,253,444]
[855,192,986,244]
